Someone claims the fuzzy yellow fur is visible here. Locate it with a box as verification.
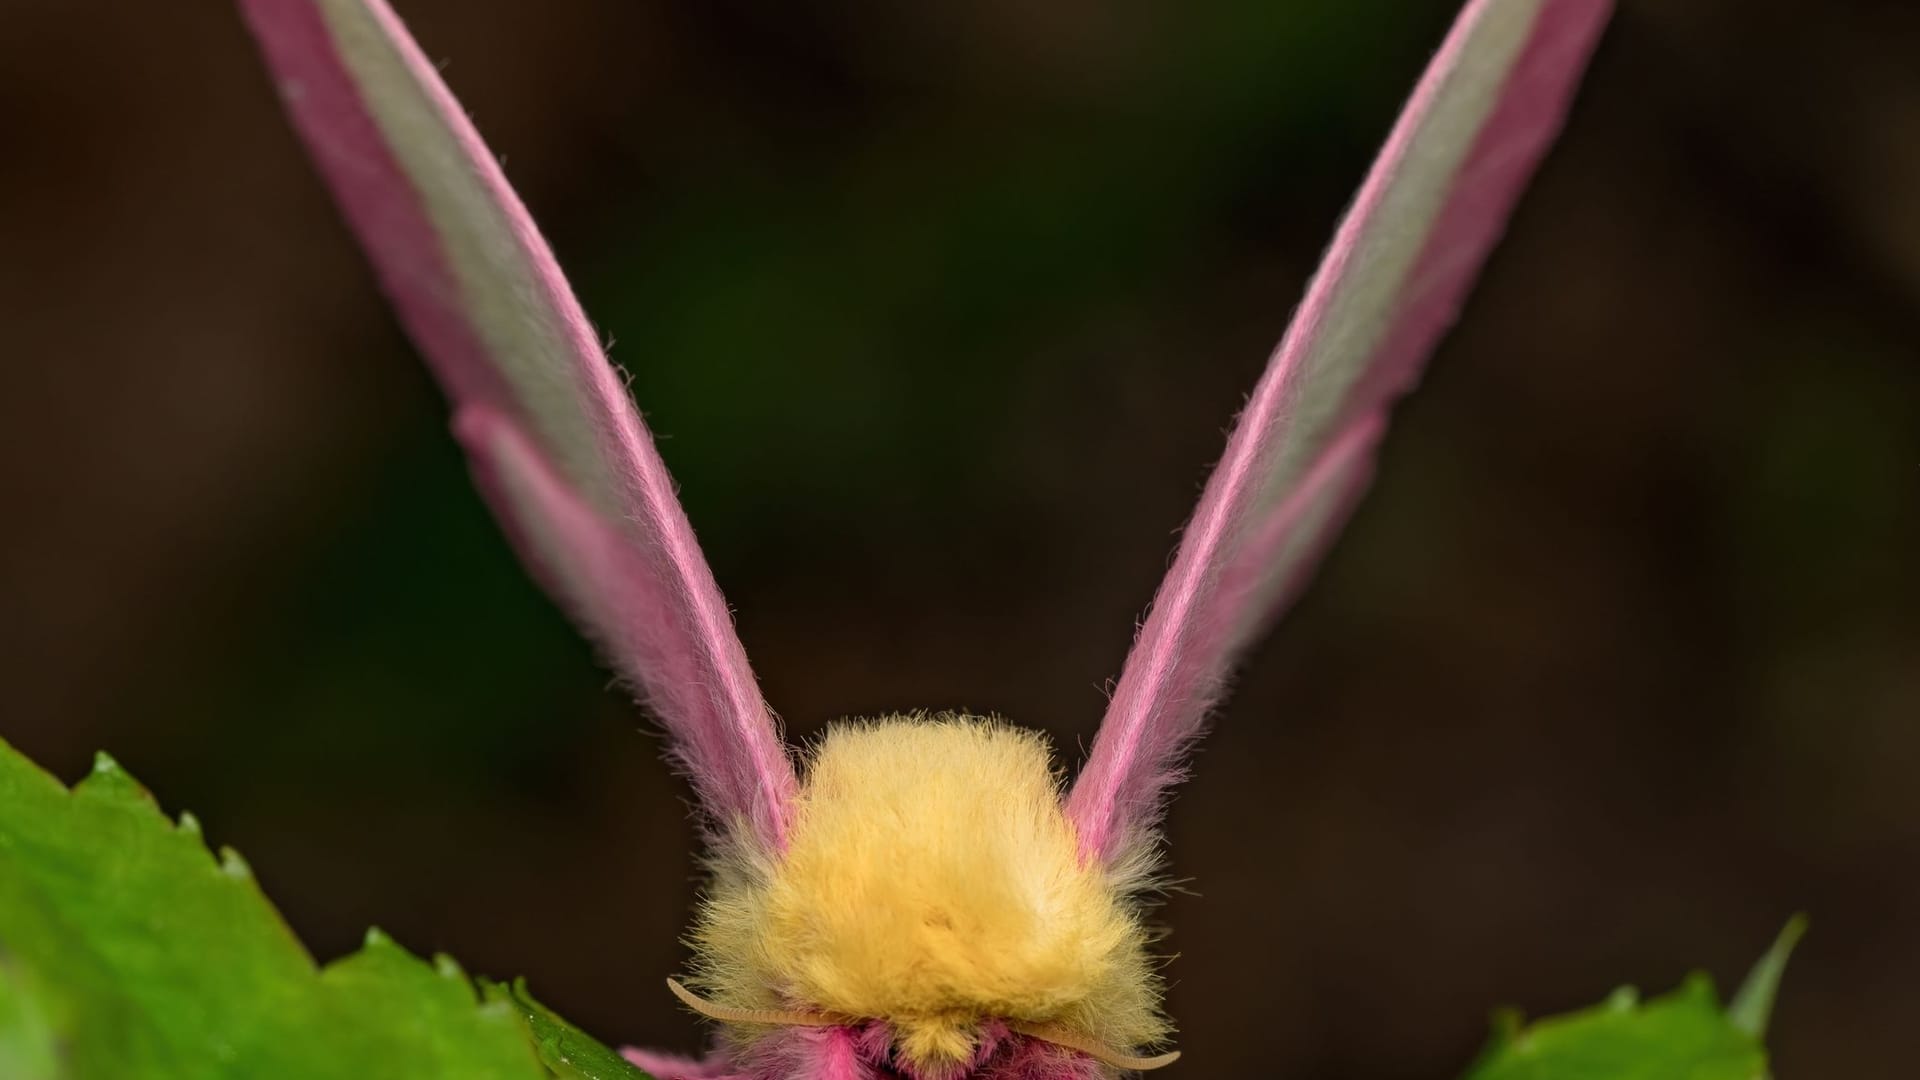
[690,715,1167,1070]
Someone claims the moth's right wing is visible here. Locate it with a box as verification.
[1068,0,1614,863]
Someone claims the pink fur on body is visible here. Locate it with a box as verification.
[236,0,797,848]
[1065,0,1615,866]
[624,1026,1108,1080]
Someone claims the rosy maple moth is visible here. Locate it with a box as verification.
[236,1,1613,1076]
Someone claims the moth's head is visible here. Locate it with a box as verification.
[681,716,1174,1078]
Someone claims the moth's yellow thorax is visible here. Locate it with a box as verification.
[692,716,1165,1069]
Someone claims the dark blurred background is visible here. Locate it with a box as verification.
[3,0,1916,1075]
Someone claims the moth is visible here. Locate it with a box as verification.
[238,1,1611,1076]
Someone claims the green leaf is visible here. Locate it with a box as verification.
[0,950,61,1080]
[483,979,649,1080]
[1462,979,1760,1080]
[0,739,648,1080]
[1462,925,1805,1080]
[1728,915,1808,1041]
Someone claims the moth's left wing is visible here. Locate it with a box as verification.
[1067,0,1614,864]
[238,0,798,847]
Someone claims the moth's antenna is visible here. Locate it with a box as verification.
[1006,1020,1182,1071]
[666,979,845,1029]
[1067,0,1615,864]
[237,0,799,848]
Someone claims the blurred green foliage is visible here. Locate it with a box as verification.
[587,0,1436,540]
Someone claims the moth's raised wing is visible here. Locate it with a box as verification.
[1066,0,1612,863]
[238,0,797,847]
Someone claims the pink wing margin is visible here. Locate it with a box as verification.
[1067,0,1614,864]
[237,0,798,848]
